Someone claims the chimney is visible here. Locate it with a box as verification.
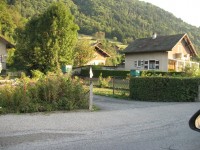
[152,32,157,39]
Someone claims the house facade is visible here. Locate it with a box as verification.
[86,43,110,65]
[124,33,199,72]
[0,36,14,70]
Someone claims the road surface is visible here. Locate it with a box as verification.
[0,95,200,150]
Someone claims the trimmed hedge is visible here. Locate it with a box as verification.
[80,69,130,78]
[80,69,184,78]
[130,77,200,102]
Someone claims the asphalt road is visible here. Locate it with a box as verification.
[0,95,200,150]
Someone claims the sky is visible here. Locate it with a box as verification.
[139,0,200,27]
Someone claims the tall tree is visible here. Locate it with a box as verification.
[14,2,79,73]
[73,40,95,66]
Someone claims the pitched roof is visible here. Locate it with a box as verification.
[123,33,197,56]
[0,36,14,49]
[93,43,111,57]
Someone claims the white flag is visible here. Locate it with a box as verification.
[89,67,93,78]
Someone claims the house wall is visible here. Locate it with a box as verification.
[86,51,107,65]
[125,52,168,71]
[168,40,191,61]
[0,40,7,70]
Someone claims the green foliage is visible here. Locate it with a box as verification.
[14,2,79,73]
[5,0,200,52]
[92,65,102,70]
[98,73,111,88]
[182,65,200,77]
[140,70,184,77]
[0,74,88,114]
[31,70,44,80]
[10,0,77,19]
[74,40,95,66]
[140,67,200,77]
[130,77,200,102]
[0,0,24,42]
[80,69,130,78]
[72,0,200,51]
[6,48,15,67]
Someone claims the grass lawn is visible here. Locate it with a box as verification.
[93,87,130,99]
[88,79,129,90]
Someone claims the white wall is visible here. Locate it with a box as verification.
[0,40,8,69]
[0,41,6,54]
[87,60,105,65]
[125,52,168,71]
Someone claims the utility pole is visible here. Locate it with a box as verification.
[89,66,93,111]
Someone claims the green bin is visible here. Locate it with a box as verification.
[130,69,140,77]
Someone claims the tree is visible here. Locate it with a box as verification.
[0,0,23,42]
[73,40,95,66]
[14,2,79,73]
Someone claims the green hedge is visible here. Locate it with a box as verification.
[80,69,184,78]
[130,77,200,102]
[80,69,130,78]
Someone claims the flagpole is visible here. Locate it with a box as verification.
[89,66,93,111]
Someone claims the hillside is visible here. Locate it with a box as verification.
[5,0,200,53]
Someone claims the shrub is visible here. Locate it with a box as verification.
[140,70,184,77]
[182,65,200,77]
[0,74,89,114]
[31,70,45,80]
[98,73,111,88]
[130,77,200,102]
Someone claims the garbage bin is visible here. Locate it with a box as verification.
[130,69,140,77]
[61,65,72,74]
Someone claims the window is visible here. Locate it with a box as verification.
[149,60,155,69]
[155,60,159,69]
[149,60,159,70]
[134,61,137,67]
[134,60,160,69]
[0,55,2,63]
[138,60,141,67]
[144,61,148,69]
[134,60,143,68]
[138,60,143,67]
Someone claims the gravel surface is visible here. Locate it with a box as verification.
[0,95,200,150]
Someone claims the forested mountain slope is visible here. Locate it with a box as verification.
[5,0,200,52]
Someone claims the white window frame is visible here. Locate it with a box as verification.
[134,60,144,68]
[148,60,160,70]
[144,60,149,70]
[134,60,160,70]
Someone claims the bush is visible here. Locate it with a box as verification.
[0,74,89,114]
[31,70,44,80]
[98,73,111,88]
[130,77,200,102]
[140,70,184,77]
[182,65,200,77]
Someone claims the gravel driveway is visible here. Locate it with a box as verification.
[0,95,200,150]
